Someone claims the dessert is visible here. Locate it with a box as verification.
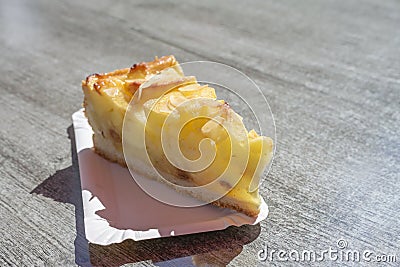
[82,55,273,217]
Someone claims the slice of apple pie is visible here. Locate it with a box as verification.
[82,55,273,217]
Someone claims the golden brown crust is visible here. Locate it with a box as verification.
[211,199,259,217]
[82,55,179,98]
[82,68,130,88]
[86,68,130,81]
[82,56,177,90]
[128,55,177,79]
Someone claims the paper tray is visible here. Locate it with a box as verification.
[72,109,268,245]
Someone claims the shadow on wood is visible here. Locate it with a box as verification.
[89,224,260,267]
[31,125,91,266]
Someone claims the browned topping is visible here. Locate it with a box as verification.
[83,56,178,98]
[124,79,146,96]
[85,73,99,84]
[127,55,177,79]
[105,68,130,76]
[93,82,101,93]
[86,69,130,81]
[128,63,148,79]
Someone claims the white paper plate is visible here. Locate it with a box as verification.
[72,109,268,245]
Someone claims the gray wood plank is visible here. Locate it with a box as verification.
[0,0,399,266]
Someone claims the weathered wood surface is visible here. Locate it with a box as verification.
[0,0,399,266]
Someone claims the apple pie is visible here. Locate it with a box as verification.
[82,55,273,217]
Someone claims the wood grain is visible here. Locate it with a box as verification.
[0,0,399,266]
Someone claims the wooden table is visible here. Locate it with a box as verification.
[1,0,399,266]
